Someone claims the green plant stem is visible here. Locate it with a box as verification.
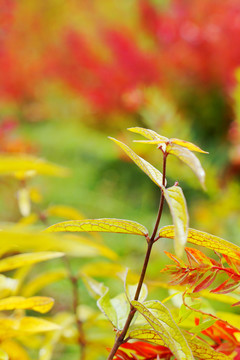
[64,257,86,360]
[107,154,167,360]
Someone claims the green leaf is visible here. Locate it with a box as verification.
[82,275,129,330]
[159,226,240,261]
[163,186,189,257]
[44,218,148,237]
[0,296,54,313]
[167,144,205,188]
[129,328,228,360]
[189,318,216,335]
[124,269,148,303]
[0,155,69,178]
[131,300,194,360]
[109,138,164,188]
[0,252,64,272]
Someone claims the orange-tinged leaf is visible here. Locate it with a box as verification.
[159,226,240,261]
[131,300,194,360]
[170,139,208,154]
[185,248,212,266]
[45,218,148,237]
[0,252,64,272]
[127,127,168,142]
[193,272,218,293]
[164,251,185,267]
[163,186,189,257]
[109,138,164,188]
[167,145,205,188]
[0,155,69,178]
[0,296,54,313]
[129,329,228,359]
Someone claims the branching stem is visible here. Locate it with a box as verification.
[107,153,168,360]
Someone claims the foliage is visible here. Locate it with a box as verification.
[0,127,238,359]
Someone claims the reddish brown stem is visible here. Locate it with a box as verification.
[107,154,168,360]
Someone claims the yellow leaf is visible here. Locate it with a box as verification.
[0,296,54,313]
[17,188,31,217]
[0,155,69,178]
[131,300,194,360]
[163,186,189,257]
[22,269,67,297]
[0,340,29,360]
[0,230,116,259]
[129,328,228,360]
[46,205,85,220]
[159,226,240,260]
[128,127,168,142]
[170,139,208,154]
[167,144,206,188]
[80,262,124,278]
[0,252,64,272]
[0,317,60,339]
[109,138,164,188]
[45,218,148,237]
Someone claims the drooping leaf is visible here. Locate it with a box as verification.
[131,300,194,360]
[0,252,64,272]
[80,262,125,279]
[170,139,208,154]
[45,218,148,237]
[163,186,189,257]
[83,275,129,330]
[159,226,240,261]
[0,155,69,178]
[129,328,228,360]
[0,296,54,313]
[167,145,206,188]
[124,269,148,303]
[109,138,164,188]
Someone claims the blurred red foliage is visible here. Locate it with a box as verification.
[113,341,172,359]
[140,0,240,90]
[46,29,159,114]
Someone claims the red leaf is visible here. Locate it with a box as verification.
[193,271,218,293]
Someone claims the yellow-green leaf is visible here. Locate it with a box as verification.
[124,269,148,303]
[22,269,67,297]
[0,252,64,272]
[46,205,85,220]
[129,328,228,360]
[0,155,69,178]
[0,296,54,313]
[0,317,60,338]
[170,139,208,154]
[109,138,164,188]
[159,226,240,261]
[45,218,148,237]
[0,230,116,260]
[128,127,168,142]
[131,300,194,360]
[167,144,205,188]
[163,186,189,257]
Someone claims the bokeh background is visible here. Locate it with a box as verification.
[1,1,240,358]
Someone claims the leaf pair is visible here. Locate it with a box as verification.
[129,299,228,360]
